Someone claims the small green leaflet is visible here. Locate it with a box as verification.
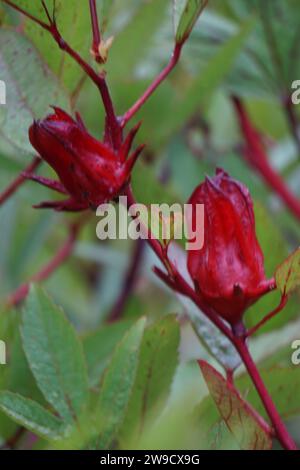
[275,247,300,296]
[173,0,209,44]
[0,30,70,157]
[21,286,89,424]
[82,319,134,387]
[0,392,65,441]
[199,361,272,450]
[93,317,146,449]
[120,315,180,444]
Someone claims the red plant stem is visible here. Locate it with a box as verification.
[121,43,183,127]
[2,0,122,149]
[233,96,300,221]
[0,156,41,206]
[234,337,297,450]
[108,238,145,323]
[0,427,26,450]
[125,185,297,450]
[89,0,102,63]
[125,186,165,261]
[5,221,82,308]
[125,185,234,339]
[246,295,288,338]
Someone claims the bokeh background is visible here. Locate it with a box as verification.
[0,0,299,449]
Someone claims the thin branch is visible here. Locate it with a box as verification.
[3,0,50,29]
[2,0,121,148]
[89,0,102,63]
[0,156,41,206]
[233,96,300,221]
[5,220,83,308]
[125,185,234,341]
[108,238,145,323]
[125,185,297,450]
[246,295,288,338]
[121,43,183,127]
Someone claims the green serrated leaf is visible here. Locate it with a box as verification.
[11,0,91,90]
[199,361,272,450]
[121,315,180,445]
[174,0,209,43]
[21,286,89,423]
[275,247,300,296]
[0,391,65,441]
[0,29,70,158]
[82,319,134,387]
[93,317,146,449]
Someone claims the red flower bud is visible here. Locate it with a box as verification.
[187,169,270,325]
[28,107,144,211]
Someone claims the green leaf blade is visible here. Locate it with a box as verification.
[0,391,65,441]
[21,286,89,423]
[94,317,146,449]
[121,315,180,444]
[82,319,134,387]
[199,361,272,450]
[275,247,300,296]
[174,0,209,44]
[0,30,70,158]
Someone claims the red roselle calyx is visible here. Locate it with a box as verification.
[187,168,272,326]
[27,107,144,211]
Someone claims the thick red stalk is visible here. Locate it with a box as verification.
[0,156,41,206]
[233,97,300,221]
[125,185,297,450]
[234,337,297,450]
[121,43,183,127]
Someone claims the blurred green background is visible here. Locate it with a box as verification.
[0,0,299,450]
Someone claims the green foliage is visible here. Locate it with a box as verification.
[120,315,180,446]
[199,361,272,450]
[174,0,208,43]
[275,248,300,296]
[21,286,89,423]
[82,319,135,387]
[0,392,65,440]
[0,29,69,158]
[0,0,299,451]
[92,317,146,449]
